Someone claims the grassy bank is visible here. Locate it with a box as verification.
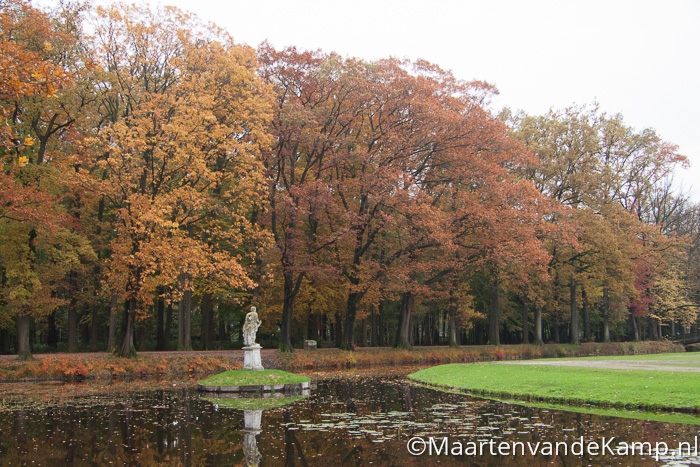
[0,340,685,382]
[199,369,309,387]
[408,353,700,413]
[279,341,684,371]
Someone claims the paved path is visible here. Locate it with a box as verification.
[501,358,700,373]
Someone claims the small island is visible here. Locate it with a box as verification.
[198,369,310,393]
[199,311,310,393]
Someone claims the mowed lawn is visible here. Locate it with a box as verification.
[408,352,700,411]
[199,369,309,387]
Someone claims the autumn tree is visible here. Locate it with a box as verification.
[507,103,687,344]
[257,47,365,351]
[73,3,272,357]
[0,0,97,359]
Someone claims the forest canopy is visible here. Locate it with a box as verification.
[1,0,698,358]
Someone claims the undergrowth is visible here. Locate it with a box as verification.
[0,355,242,382]
[278,341,684,371]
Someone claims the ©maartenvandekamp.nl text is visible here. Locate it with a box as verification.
[407,436,700,461]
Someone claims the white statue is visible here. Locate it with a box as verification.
[242,306,261,347]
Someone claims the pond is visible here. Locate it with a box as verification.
[0,366,698,465]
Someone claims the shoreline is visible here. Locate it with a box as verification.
[0,341,686,384]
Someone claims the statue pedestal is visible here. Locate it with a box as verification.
[243,344,264,371]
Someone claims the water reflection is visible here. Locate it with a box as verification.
[0,372,697,465]
[205,390,312,466]
[243,410,262,467]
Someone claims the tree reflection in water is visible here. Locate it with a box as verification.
[0,373,698,466]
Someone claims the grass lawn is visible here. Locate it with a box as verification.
[546,351,700,366]
[409,353,700,412]
[199,369,309,387]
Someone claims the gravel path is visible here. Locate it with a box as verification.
[500,358,700,373]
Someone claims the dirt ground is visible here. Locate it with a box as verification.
[501,356,700,373]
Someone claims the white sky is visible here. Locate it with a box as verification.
[97,0,700,201]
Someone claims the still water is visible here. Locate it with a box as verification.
[0,367,698,466]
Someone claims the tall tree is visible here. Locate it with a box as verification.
[0,0,94,359]
[75,3,272,357]
[258,47,362,351]
[507,103,686,343]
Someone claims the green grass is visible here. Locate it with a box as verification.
[203,395,308,410]
[542,352,700,368]
[199,369,309,387]
[411,382,700,425]
[409,357,700,412]
[503,399,700,425]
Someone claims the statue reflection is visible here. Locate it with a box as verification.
[243,410,263,467]
[204,388,310,467]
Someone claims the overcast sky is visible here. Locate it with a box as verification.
[99,0,700,201]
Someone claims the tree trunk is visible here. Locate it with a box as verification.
[118,298,136,358]
[488,279,500,345]
[395,292,413,349]
[137,319,147,351]
[16,313,32,360]
[377,302,385,346]
[178,276,185,350]
[90,301,100,351]
[90,195,106,351]
[178,272,192,350]
[279,271,300,352]
[1,328,11,354]
[68,272,78,353]
[361,318,367,348]
[47,310,58,349]
[156,289,166,350]
[648,316,658,340]
[553,315,560,343]
[343,291,360,350]
[184,290,191,350]
[448,313,460,347]
[334,308,343,348]
[108,294,118,351]
[534,306,544,345]
[164,302,173,350]
[582,288,591,341]
[200,292,213,350]
[630,308,640,341]
[603,288,611,343]
[570,280,579,345]
[522,299,530,345]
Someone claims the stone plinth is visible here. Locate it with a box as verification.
[244,410,263,431]
[304,340,317,350]
[243,344,264,371]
